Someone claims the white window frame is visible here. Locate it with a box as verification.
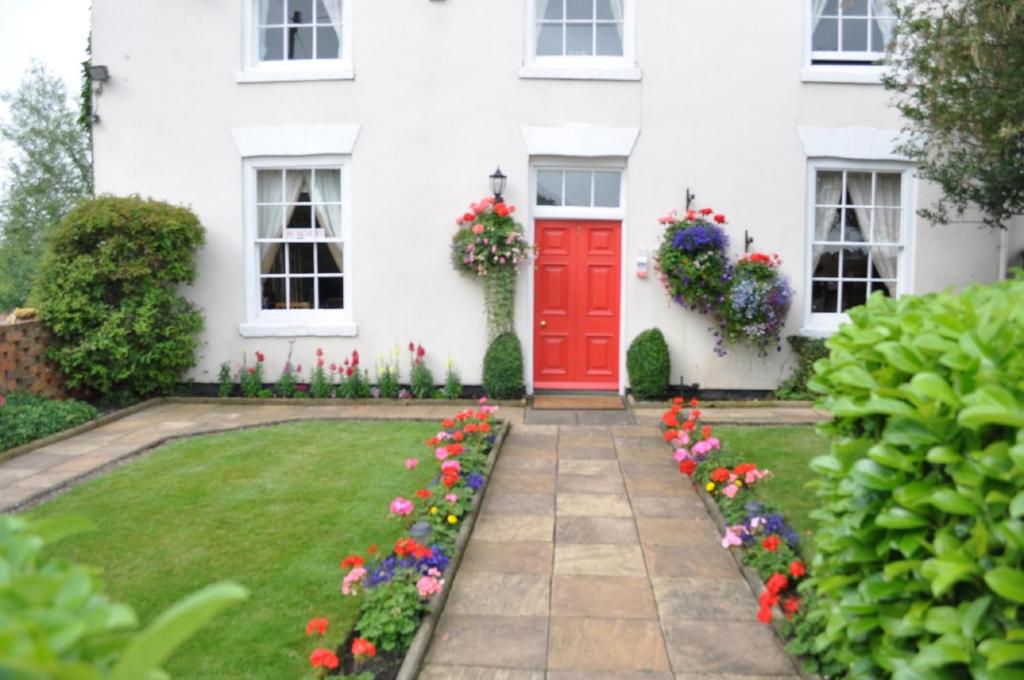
[238,0,354,83]
[531,162,626,221]
[520,0,640,81]
[802,158,915,336]
[240,155,356,337]
[802,0,888,84]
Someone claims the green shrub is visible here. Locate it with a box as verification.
[0,392,98,451]
[776,335,829,400]
[443,356,462,400]
[626,328,670,400]
[804,276,1024,676]
[217,362,234,397]
[32,196,205,404]
[483,332,524,400]
[0,515,247,678]
[410,363,434,400]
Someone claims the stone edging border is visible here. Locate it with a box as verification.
[630,396,815,409]
[394,418,509,680]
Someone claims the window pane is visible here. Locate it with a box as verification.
[874,16,895,50]
[287,205,313,230]
[843,208,865,242]
[536,23,563,55]
[315,0,335,23]
[319,277,344,309]
[565,171,592,206]
[813,247,840,277]
[289,278,315,309]
[289,243,316,274]
[314,204,341,237]
[288,26,314,59]
[261,278,286,309]
[539,0,563,20]
[821,0,839,15]
[258,207,284,239]
[537,170,562,206]
[260,28,284,60]
[871,280,896,297]
[871,209,901,243]
[260,244,285,275]
[288,0,313,24]
[285,170,311,197]
[566,0,593,20]
[870,247,900,282]
[842,18,869,51]
[594,171,621,207]
[595,23,623,55]
[596,0,621,20]
[566,24,594,55]
[317,243,343,274]
[842,247,869,278]
[875,173,901,206]
[257,170,283,203]
[812,280,839,313]
[260,0,285,24]
[316,25,340,58]
[812,18,838,51]
[841,281,868,311]
[846,0,869,16]
[847,172,873,205]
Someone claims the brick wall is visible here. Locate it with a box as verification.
[0,320,66,398]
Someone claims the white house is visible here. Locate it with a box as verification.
[90,0,1020,394]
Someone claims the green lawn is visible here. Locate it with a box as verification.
[29,420,438,679]
[715,425,828,552]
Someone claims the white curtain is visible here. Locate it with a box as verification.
[260,171,306,274]
[871,0,896,50]
[812,172,843,273]
[312,169,344,272]
[607,0,624,49]
[848,173,900,295]
[320,0,343,57]
[811,0,829,32]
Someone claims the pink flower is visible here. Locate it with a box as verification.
[673,448,691,462]
[416,568,444,597]
[478,397,489,405]
[435,447,449,461]
[342,566,366,595]
[722,484,739,499]
[472,223,485,235]
[722,527,744,548]
[404,458,419,470]
[441,460,461,474]
[389,497,414,516]
[445,493,458,503]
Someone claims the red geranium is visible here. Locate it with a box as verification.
[672,396,683,406]
[757,606,773,624]
[479,423,491,433]
[368,544,377,555]
[701,425,712,439]
[453,431,465,442]
[783,596,801,618]
[494,202,512,217]
[699,207,713,216]
[305,617,328,636]
[789,560,806,578]
[679,459,697,476]
[416,489,433,499]
[765,572,789,594]
[762,535,781,553]
[352,637,377,659]
[340,555,364,570]
[663,429,678,442]
[690,398,699,407]
[710,467,730,483]
[759,589,779,609]
[714,213,726,223]
[442,418,455,428]
[310,648,339,670]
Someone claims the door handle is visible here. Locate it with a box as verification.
[539,320,547,328]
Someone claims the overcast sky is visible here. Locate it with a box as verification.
[0,0,91,181]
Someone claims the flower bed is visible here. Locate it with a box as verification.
[304,400,504,679]
[0,391,98,452]
[660,398,813,666]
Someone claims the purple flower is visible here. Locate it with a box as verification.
[466,472,486,490]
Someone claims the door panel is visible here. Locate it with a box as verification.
[534,220,621,390]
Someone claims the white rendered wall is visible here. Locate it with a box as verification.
[90,0,1001,390]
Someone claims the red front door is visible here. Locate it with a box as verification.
[534,220,621,390]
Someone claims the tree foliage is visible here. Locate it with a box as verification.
[884,0,1024,228]
[0,62,92,310]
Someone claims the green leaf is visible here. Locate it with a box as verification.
[959,385,1024,430]
[1007,492,1024,518]
[984,568,1024,604]
[832,365,878,391]
[924,606,960,634]
[962,596,991,639]
[109,582,248,680]
[926,446,964,465]
[909,372,960,407]
[921,558,979,597]
[852,459,904,490]
[986,642,1024,670]
[928,489,981,516]
[877,508,930,529]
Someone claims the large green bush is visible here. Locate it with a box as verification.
[804,275,1024,676]
[626,328,670,400]
[482,332,524,399]
[0,515,246,678]
[0,392,98,451]
[776,335,829,400]
[33,196,205,403]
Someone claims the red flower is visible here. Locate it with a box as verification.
[352,350,360,366]
[691,409,702,419]
[679,459,697,476]
[714,214,726,223]
[368,543,377,555]
[783,596,801,617]
[461,212,475,223]
[416,489,432,499]
[757,606,773,624]
[255,351,265,363]
[690,398,699,407]
[310,648,339,669]
[766,572,789,594]
[346,367,354,377]
[247,367,255,375]
[789,560,806,578]
[442,418,455,428]
[446,443,464,456]
[330,363,338,373]
[352,637,377,659]
[442,471,460,488]
[759,589,780,609]
[762,535,781,553]
[453,431,465,442]
[686,209,697,221]
[682,420,696,432]
[464,423,478,434]
[494,202,511,217]
[710,467,730,483]
[663,429,678,442]
[316,347,324,357]
[341,555,365,570]
[412,544,433,560]
[305,617,328,636]
[699,207,713,216]
[672,396,683,406]
[734,463,756,475]
[701,425,712,439]
[417,344,425,358]
[408,342,415,352]
[479,423,491,433]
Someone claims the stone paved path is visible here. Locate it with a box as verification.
[421,423,800,679]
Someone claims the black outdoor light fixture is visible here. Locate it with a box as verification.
[490,166,507,203]
[87,65,111,124]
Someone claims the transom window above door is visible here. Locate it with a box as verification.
[536,169,622,208]
[535,0,624,57]
[811,0,895,64]
[808,166,910,329]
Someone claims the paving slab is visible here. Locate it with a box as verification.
[426,614,549,669]
[551,575,657,619]
[547,618,670,672]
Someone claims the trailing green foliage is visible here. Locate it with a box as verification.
[483,268,516,340]
[804,274,1024,676]
[482,332,524,400]
[33,196,205,404]
[776,336,829,400]
[626,328,671,400]
[0,515,246,678]
[0,392,98,451]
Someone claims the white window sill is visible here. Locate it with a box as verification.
[239,321,358,338]
[801,66,884,85]
[236,65,354,84]
[519,64,641,81]
[798,326,836,339]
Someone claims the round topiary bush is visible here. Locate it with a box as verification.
[626,328,670,400]
[802,274,1024,676]
[33,195,205,404]
[482,332,524,400]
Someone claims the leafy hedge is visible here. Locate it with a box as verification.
[627,328,670,400]
[483,332,524,399]
[804,275,1024,676]
[0,392,98,451]
[776,335,829,400]
[33,196,205,404]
